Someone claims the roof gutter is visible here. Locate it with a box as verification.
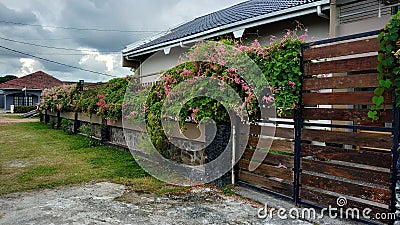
[123,0,330,58]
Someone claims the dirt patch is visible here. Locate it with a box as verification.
[0,115,38,124]
[3,160,31,168]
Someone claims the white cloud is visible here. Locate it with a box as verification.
[0,0,245,81]
[17,58,44,77]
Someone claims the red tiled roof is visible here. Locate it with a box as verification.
[0,71,63,90]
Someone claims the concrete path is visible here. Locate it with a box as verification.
[0,182,326,225]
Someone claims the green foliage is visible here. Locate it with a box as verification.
[14,105,36,113]
[0,75,17,84]
[125,27,305,154]
[61,118,74,135]
[78,124,98,147]
[48,117,57,129]
[221,185,235,196]
[369,11,400,121]
[38,77,131,122]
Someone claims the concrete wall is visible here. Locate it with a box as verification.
[335,0,393,37]
[336,15,391,37]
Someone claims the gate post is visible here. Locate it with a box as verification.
[390,107,400,225]
[56,111,61,129]
[73,112,79,134]
[293,44,306,205]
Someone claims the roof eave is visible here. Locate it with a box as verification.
[123,0,330,58]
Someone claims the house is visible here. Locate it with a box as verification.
[0,71,64,111]
[122,0,399,83]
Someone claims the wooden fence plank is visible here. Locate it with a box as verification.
[304,56,378,75]
[303,91,392,105]
[303,38,380,60]
[239,159,293,181]
[301,144,392,168]
[239,170,293,197]
[301,129,392,149]
[300,188,389,224]
[303,74,379,90]
[242,148,294,167]
[302,158,391,186]
[302,108,393,123]
[249,125,294,139]
[301,173,390,204]
[242,137,294,153]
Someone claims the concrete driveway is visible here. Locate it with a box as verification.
[0,182,362,225]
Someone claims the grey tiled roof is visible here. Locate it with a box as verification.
[124,0,322,55]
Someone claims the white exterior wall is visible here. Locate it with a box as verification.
[138,47,190,84]
[247,13,330,46]
[137,13,330,84]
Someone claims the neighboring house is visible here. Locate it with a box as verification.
[122,0,399,83]
[0,71,63,110]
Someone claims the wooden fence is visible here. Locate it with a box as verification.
[237,30,398,224]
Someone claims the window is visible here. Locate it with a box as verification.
[13,96,33,106]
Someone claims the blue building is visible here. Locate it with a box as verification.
[0,71,63,111]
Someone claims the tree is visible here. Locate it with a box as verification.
[0,75,17,84]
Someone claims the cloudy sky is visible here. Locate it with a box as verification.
[0,0,244,82]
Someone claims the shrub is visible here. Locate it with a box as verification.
[60,119,74,135]
[78,124,98,147]
[14,106,36,113]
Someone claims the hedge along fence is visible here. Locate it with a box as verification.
[38,25,307,160]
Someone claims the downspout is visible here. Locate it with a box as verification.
[329,0,337,38]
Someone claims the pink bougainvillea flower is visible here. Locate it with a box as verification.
[262,96,275,103]
[288,81,296,89]
[238,45,248,51]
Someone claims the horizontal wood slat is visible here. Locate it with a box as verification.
[304,56,378,75]
[302,108,393,123]
[239,170,293,197]
[300,188,389,223]
[302,91,392,105]
[303,74,379,90]
[302,158,391,186]
[249,125,294,139]
[239,159,293,181]
[241,137,294,153]
[301,173,390,204]
[301,129,392,149]
[303,38,380,60]
[242,148,294,167]
[301,144,392,168]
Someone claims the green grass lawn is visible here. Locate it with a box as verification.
[0,121,182,195]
